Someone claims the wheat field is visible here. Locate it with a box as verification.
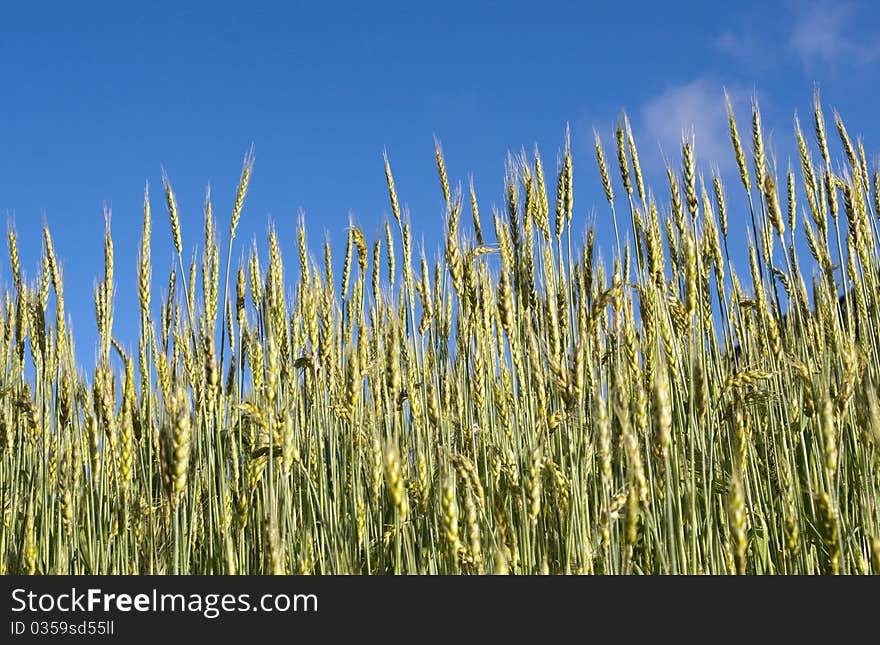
[1,93,879,574]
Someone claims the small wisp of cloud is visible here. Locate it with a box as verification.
[639,77,748,174]
[788,0,880,68]
[711,1,879,76]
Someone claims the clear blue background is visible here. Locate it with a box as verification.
[2,1,878,368]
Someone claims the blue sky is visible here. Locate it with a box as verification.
[2,1,880,367]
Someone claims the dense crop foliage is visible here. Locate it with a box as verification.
[2,95,879,574]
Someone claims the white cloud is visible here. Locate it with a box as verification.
[639,78,746,173]
[712,2,879,75]
[788,1,880,67]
